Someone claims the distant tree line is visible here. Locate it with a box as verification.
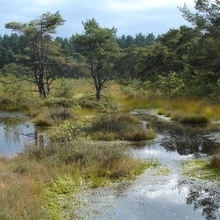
[0,32,156,69]
[0,0,219,101]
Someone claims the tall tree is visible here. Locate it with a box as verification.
[5,11,65,97]
[179,0,220,97]
[73,18,120,100]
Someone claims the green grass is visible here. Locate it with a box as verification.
[181,159,220,180]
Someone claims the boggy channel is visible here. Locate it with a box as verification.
[0,111,220,219]
[70,110,220,220]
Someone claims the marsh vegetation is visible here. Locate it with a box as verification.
[0,1,220,217]
[0,78,219,219]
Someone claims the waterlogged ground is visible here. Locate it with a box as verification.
[67,141,218,219]
[0,110,220,219]
[65,111,220,220]
[0,111,46,156]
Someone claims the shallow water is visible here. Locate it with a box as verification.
[0,112,37,156]
[72,140,217,220]
[68,113,220,220]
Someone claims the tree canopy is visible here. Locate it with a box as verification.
[5,12,66,97]
[73,18,120,100]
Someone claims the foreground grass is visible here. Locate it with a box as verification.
[0,141,156,220]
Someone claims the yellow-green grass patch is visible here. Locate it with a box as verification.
[181,159,220,181]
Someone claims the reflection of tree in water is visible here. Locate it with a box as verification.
[146,115,220,156]
[2,117,22,143]
[161,135,219,156]
[178,180,220,220]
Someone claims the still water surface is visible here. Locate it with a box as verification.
[0,112,36,156]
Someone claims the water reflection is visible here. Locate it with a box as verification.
[73,125,220,219]
[161,135,219,157]
[178,179,220,220]
[0,112,36,156]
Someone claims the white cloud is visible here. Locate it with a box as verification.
[35,0,64,5]
[0,0,195,37]
[106,0,194,11]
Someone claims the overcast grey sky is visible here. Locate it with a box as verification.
[1,0,195,38]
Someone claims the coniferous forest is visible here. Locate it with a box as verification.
[0,0,219,102]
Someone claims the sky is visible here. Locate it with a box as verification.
[0,0,195,38]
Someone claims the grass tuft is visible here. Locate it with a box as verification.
[34,115,53,126]
[89,113,155,141]
[178,113,209,123]
[210,155,220,168]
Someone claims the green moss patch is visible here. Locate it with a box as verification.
[181,159,220,181]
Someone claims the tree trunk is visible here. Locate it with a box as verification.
[93,75,101,101]
[96,90,101,101]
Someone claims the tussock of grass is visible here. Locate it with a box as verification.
[0,97,32,111]
[210,155,220,168]
[89,113,156,141]
[178,113,209,123]
[0,157,52,219]
[34,115,53,126]
[158,109,209,124]
[0,139,155,219]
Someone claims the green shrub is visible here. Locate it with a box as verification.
[50,120,83,143]
[53,78,73,98]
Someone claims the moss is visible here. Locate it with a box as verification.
[181,159,220,180]
[45,176,83,220]
[157,166,172,175]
